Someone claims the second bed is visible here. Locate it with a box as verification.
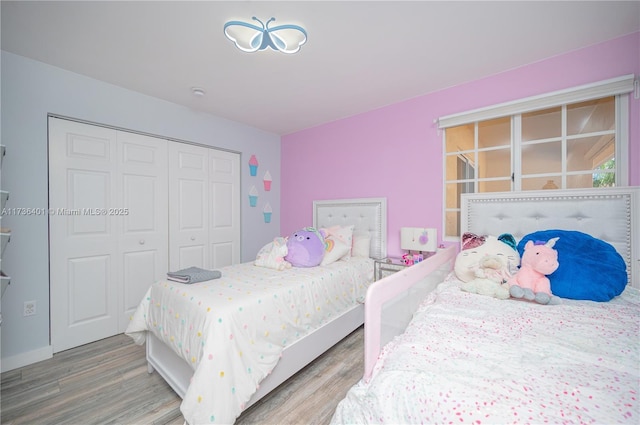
[126,197,387,424]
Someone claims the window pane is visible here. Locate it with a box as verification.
[592,169,616,188]
[567,173,605,189]
[522,141,561,174]
[478,148,510,178]
[478,117,510,148]
[445,155,458,180]
[522,107,561,141]
[567,135,615,172]
[478,180,511,193]
[445,183,459,208]
[458,154,476,180]
[567,97,614,135]
[445,210,459,238]
[593,159,616,187]
[445,182,474,209]
[445,124,474,153]
[522,176,561,191]
[446,153,476,180]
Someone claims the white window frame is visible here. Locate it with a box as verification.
[439,74,635,242]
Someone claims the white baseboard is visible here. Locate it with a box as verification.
[1,345,53,372]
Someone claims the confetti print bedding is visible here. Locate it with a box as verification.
[332,274,639,424]
[126,258,373,425]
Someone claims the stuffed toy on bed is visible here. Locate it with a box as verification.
[517,230,627,302]
[508,237,561,305]
[255,236,292,271]
[285,227,326,267]
[455,232,519,299]
[461,254,512,299]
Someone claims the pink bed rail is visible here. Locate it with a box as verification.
[363,246,457,382]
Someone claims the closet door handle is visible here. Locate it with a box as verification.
[139,239,145,245]
[191,236,196,241]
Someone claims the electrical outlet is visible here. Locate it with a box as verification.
[24,300,36,316]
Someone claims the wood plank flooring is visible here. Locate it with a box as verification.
[0,327,363,425]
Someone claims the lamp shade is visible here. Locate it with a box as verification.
[401,227,437,252]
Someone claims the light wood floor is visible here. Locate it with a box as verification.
[1,327,364,425]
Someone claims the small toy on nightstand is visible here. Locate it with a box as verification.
[402,252,424,265]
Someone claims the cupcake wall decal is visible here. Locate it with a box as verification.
[263,171,272,191]
[248,185,258,207]
[263,203,272,223]
[248,154,259,176]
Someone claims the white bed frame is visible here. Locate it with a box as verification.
[145,197,387,412]
[363,187,639,382]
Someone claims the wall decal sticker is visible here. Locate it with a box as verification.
[248,154,259,176]
[263,203,272,223]
[263,170,272,191]
[249,185,258,207]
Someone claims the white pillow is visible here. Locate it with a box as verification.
[351,232,371,258]
[320,236,351,266]
[322,225,355,261]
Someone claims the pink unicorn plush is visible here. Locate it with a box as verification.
[508,237,561,305]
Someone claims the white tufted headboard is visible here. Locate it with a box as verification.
[461,187,639,289]
[313,197,387,260]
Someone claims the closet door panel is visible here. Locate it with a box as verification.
[122,250,158,313]
[177,245,207,270]
[210,242,234,270]
[178,179,206,229]
[68,255,111,323]
[49,118,119,353]
[68,169,112,234]
[209,150,240,267]
[117,132,168,329]
[173,179,207,268]
[169,143,209,271]
[211,182,233,227]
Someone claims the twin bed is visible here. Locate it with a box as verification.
[127,188,639,425]
[126,197,387,424]
[333,187,639,424]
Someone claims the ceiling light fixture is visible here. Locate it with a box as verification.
[223,16,307,54]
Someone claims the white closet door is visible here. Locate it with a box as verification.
[209,149,240,267]
[117,131,168,330]
[169,143,209,271]
[49,118,168,352]
[49,118,120,352]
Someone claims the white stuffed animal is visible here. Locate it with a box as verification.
[455,232,520,299]
[254,237,292,271]
[461,254,511,299]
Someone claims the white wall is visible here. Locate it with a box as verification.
[0,51,282,370]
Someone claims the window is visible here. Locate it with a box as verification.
[440,75,634,239]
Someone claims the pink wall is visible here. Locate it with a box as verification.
[282,32,640,257]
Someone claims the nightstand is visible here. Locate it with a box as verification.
[374,257,409,281]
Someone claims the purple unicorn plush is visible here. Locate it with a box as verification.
[508,237,561,305]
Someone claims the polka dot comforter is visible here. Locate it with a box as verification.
[126,258,373,425]
[332,274,639,425]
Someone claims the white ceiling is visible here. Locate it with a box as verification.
[2,1,639,135]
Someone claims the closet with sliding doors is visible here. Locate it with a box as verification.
[48,116,240,352]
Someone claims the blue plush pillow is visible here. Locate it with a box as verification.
[517,230,627,302]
